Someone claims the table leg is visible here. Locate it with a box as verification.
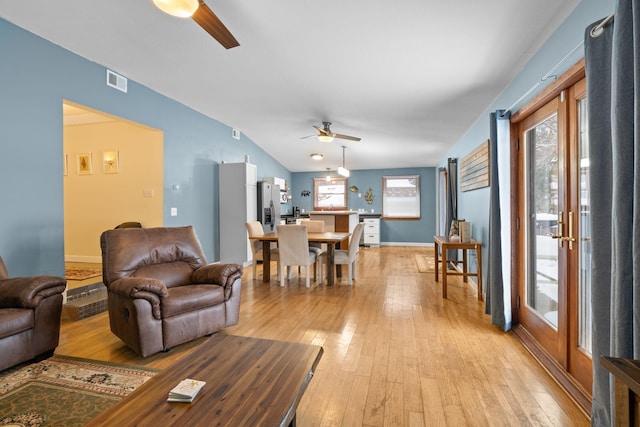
[462,249,468,283]
[336,238,345,278]
[262,241,271,282]
[326,244,335,286]
[434,241,439,282]
[442,245,448,299]
[476,244,483,301]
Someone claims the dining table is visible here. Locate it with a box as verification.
[250,231,351,286]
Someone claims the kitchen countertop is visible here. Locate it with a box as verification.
[307,211,358,215]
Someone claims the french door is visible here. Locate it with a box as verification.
[515,77,592,396]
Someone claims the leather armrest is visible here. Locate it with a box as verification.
[191,263,242,299]
[0,276,67,309]
[109,277,169,299]
[109,277,167,319]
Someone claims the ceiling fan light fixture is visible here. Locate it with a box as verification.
[310,153,324,160]
[318,135,334,143]
[152,0,199,18]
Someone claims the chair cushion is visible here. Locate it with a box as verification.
[134,262,195,288]
[0,308,33,339]
[309,247,324,256]
[161,285,225,318]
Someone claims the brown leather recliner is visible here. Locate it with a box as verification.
[0,257,67,372]
[100,226,242,357]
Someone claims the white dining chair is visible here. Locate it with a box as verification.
[300,219,325,279]
[320,222,364,285]
[245,221,279,280]
[276,224,317,288]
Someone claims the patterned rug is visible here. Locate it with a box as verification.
[0,355,158,426]
[65,267,102,281]
[415,250,437,273]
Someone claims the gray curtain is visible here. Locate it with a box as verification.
[585,1,639,425]
[446,158,458,261]
[486,111,511,330]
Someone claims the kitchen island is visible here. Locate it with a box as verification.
[308,211,359,250]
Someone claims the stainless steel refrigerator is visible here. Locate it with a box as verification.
[257,181,281,232]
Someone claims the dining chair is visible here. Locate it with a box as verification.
[245,221,279,280]
[300,219,325,277]
[320,222,365,285]
[276,224,318,288]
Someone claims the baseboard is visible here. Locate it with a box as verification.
[381,242,434,247]
[511,325,592,418]
[65,255,102,263]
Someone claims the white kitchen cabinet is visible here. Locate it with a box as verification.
[363,218,380,247]
[219,162,257,265]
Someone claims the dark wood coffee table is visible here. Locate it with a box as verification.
[87,334,323,426]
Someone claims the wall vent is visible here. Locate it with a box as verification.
[232,128,241,140]
[106,69,127,93]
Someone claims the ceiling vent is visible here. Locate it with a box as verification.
[106,69,127,93]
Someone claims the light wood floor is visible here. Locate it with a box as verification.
[57,246,589,426]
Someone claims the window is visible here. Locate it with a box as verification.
[313,178,347,210]
[382,175,420,219]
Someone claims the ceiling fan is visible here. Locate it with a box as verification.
[152,0,239,49]
[302,122,361,142]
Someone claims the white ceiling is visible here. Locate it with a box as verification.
[0,0,580,172]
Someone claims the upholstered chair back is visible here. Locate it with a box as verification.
[101,226,207,289]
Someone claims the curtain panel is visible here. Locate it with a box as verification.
[585,0,639,424]
[446,158,458,261]
[486,111,512,331]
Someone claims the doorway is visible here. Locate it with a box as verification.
[63,101,164,288]
[513,75,592,403]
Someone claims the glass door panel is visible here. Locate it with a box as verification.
[577,97,592,354]
[526,113,560,328]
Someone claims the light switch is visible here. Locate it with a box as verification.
[143,189,154,198]
[170,207,178,216]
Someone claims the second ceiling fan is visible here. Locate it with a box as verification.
[153,0,239,49]
[304,122,362,142]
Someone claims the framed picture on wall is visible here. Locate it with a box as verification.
[77,153,92,175]
[103,150,119,174]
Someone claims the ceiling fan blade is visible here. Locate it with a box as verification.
[334,133,362,142]
[313,125,330,136]
[192,1,239,49]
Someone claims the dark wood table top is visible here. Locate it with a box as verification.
[87,334,323,426]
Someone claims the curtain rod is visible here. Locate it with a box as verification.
[590,12,615,38]
[500,11,614,118]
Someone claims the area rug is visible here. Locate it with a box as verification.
[0,355,158,426]
[415,250,437,273]
[65,267,102,281]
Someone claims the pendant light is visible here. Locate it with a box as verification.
[338,146,350,177]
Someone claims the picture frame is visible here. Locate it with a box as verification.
[77,153,92,175]
[103,150,119,174]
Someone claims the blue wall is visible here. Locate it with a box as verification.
[437,0,614,278]
[292,168,436,244]
[0,18,290,276]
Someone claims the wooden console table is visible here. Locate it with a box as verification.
[433,235,483,301]
[601,356,640,426]
[87,334,323,426]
